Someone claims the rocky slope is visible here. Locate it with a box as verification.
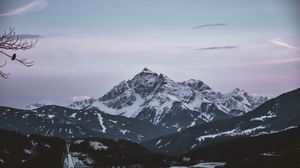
[0,105,174,143]
[142,88,300,155]
[69,68,268,130]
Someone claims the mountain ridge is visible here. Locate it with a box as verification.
[0,105,174,143]
[142,88,300,155]
[68,68,268,130]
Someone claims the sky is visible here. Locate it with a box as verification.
[0,0,299,108]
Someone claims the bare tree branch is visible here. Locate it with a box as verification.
[0,28,38,50]
[0,50,34,67]
[0,60,8,78]
[0,60,6,67]
[0,70,9,78]
[0,27,37,78]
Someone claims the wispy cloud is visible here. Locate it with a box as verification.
[231,57,300,66]
[16,33,62,40]
[195,45,238,50]
[269,38,298,50]
[5,33,61,42]
[0,0,47,17]
[253,57,300,65]
[17,34,42,39]
[193,23,227,29]
[191,57,300,69]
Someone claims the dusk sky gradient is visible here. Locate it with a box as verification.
[0,0,299,108]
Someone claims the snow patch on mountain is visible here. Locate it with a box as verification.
[197,126,267,142]
[26,103,46,110]
[96,113,106,133]
[69,113,77,118]
[250,111,276,121]
[89,141,108,150]
[74,140,84,144]
[92,91,145,118]
[155,139,162,146]
[47,114,55,119]
[120,129,130,135]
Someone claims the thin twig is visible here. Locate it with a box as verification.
[0,60,6,67]
[0,70,9,78]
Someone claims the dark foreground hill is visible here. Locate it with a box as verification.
[179,127,300,168]
[69,138,176,167]
[0,129,65,168]
[0,129,176,168]
[1,127,300,168]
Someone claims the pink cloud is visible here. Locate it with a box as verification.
[71,96,91,102]
[269,38,298,50]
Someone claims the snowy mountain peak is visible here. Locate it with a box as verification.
[141,67,155,74]
[26,103,46,110]
[68,69,268,129]
[68,98,96,109]
[232,88,241,93]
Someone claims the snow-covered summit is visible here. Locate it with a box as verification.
[26,103,46,110]
[141,67,156,74]
[68,68,268,129]
[68,98,96,109]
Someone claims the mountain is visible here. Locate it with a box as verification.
[0,65,267,144]
[69,68,267,130]
[68,98,96,110]
[0,129,176,168]
[0,105,174,143]
[2,125,298,168]
[25,103,46,110]
[142,88,300,155]
[178,127,300,168]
